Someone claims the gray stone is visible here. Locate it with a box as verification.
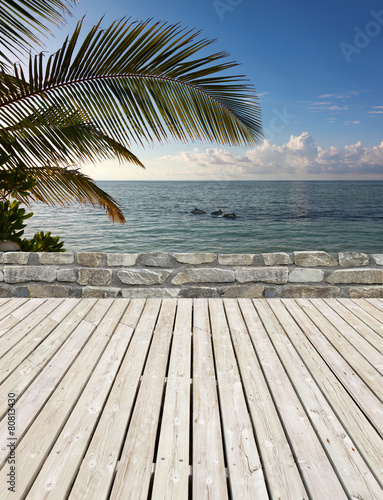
[15,286,30,297]
[264,287,277,298]
[106,253,138,267]
[76,252,105,267]
[2,252,30,264]
[0,241,21,252]
[0,286,17,297]
[138,252,173,267]
[77,268,112,286]
[276,285,340,298]
[82,287,120,298]
[39,253,74,265]
[4,266,57,283]
[178,287,218,298]
[263,252,293,265]
[345,287,383,298]
[28,284,69,298]
[172,253,217,265]
[57,269,77,282]
[121,287,181,298]
[0,270,3,282]
[338,252,369,267]
[371,254,383,266]
[235,267,288,284]
[223,285,264,298]
[218,254,254,266]
[171,268,235,285]
[117,269,171,285]
[252,254,264,266]
[326,268,383,284]
[288,268,324,283]
[294,251,338,267]
[28,253,39,265]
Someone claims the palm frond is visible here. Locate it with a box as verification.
[1,18,262,152]
[0,0,75,66]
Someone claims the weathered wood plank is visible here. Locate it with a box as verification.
[366,298,383,312]
[151,299,192,500]
[338,299,383,337]
[267,299,382,499]
[27,300,133,499]
[352,298,383,323]
[297,299,383,398]
[281,299,383,483]
[225,299,308,500]
[192,298,228,500]
[69,299,159,500]
[242,299,347,500]
[323,298,383,354]
[0,298,28,323]
[110,299,177,500]
[0,299,47,338]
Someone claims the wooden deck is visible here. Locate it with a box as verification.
[0,298,382,499]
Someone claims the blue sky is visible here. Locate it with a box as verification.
[46,0,383,179]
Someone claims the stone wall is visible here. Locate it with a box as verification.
[0,251,382,298]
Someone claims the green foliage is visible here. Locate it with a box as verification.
[0,167,37,200]
[0,200,33,240]
[19,231,65,252]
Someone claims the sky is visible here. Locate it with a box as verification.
[37,0,383,180]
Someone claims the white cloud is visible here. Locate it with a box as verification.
[257,91,269,98]
[317,91,360,99]
[344,120,360,125]
[368,110,383,114]
[160,132,383,179]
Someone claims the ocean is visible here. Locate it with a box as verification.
[24,181,383,254]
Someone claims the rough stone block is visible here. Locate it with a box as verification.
[77,268,112,286]
[106,253,138,267]
[338,252,369,267]
[235,267,288,284]
[0,270,3,282]
[218,254,253,266]
[4,266,57,283]
[178,287,218,298]
[371,254,383,266]
[171,268,235,285]
[262,252,293,265]
[0,241,20,252]
[172,253,217,265]
[15,286,30,297]
[28,284,69,298]
[39,253,74,265]
[294,251,338,267]
[276,285,340,298]
[57,269,77,282]
[117,269,171,285]
[138,252,174,267]
[223,285,264,298]
[345,287,383,298]
[0,286,17,297]
[76,252,105,267]
[326,268,383,284]
[82,286,120,298]
[121,287,180,298]
[2,252,30,265]
[289,268,324,283]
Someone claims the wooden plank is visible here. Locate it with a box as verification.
[110,299,177,500]
[69,299,160,500]
[297,299,383,398]
[241,299,347,500]
[0,299,79,385]
[313,299,383,374]
[290,299,383,431]
[0,299,62,355]
[366,298,383,312]
[323,298,383,354]
[192,298,228,500]
[267,299,382,500]
[280,299,383,483]
[0,299,113,469]
[338,299,383,337]
[0,299,46,338]
[224,299,308,500]
[151,299,192,500]
[352,298,383,323]
[27,300,134,499]
[0,299,96,419]
[0,298,11,309]
[209,299,268,499]
[0,298,28,322]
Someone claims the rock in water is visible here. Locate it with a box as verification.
[191,207,206,214]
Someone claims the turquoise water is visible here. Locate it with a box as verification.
[24,181,383,253]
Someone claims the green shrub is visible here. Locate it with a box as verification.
[0,200,33,240]
[19,231,65,252]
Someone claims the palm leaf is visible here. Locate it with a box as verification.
[1,18,262,152]
[0,0,75,66]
